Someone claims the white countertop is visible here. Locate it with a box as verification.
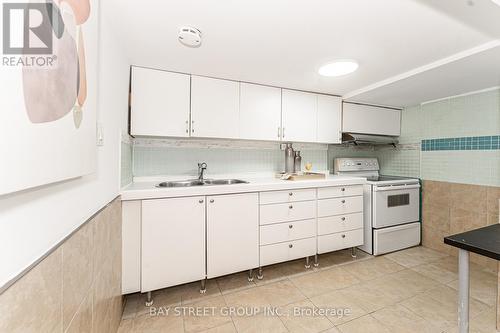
[121,174,366,201]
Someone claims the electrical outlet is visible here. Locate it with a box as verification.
[96,123,104,146]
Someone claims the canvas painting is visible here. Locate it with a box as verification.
[0,0,99,195]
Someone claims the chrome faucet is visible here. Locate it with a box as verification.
[198,162,207,181]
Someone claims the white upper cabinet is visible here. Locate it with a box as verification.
[342,102,401,136]
[239,83,282,141]
[317,95,342,144]
[191,76,240,139]
[281,89,317,142]
[131,66,190,137]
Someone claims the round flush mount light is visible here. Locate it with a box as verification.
[178,26,202,47]
[318,60,359,77]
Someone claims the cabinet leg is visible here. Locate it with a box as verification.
[145,291,153,307]
[351,247,357,258]
[257,267,263,280]
[305,256,311,269]
[313,254,319,267]
[200,278,207,294]
[247,269,254,282]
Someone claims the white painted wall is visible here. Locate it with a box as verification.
[0,14,130,287]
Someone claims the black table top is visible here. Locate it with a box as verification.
[444,224,500,261]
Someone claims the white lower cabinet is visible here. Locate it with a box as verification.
[318,229,364,253]
[207,193,259,278]
[122,183,365,296]
[260,237,316,266]
[141,197,206,292]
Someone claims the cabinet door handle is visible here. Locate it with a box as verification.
[289,205,293,209]
[289,224,293,229]
[210,199,214,203]
[191,120,194,133]
[289,244,293,248]
[278,127,281,138]
[341,217,346,221]
[341,234,346,238]
[199,199,204,204]
[341,200,346,204]
[341,188,345,192]
[289,192,293,196]
[282,127,285,138]
[186,120,189,134]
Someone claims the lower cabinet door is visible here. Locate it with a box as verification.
[317,229,363,254]
[207,193,259,278]
[141,197,206,292]
[260,237,316,266]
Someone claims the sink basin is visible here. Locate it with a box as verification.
[156,179,248,187]
[157,180,205,187]
[203,179,249,185]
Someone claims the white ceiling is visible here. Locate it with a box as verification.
[106,0,500,107]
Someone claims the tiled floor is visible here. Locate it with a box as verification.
[118,246,499,333]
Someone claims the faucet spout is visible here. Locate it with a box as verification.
[198,162,207,181]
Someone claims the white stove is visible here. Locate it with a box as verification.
[334,158,421,255]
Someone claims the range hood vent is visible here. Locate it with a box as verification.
[342,133,398,145]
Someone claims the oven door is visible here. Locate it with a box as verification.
[372,184,420,228]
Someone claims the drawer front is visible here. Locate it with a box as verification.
[260,188,316,204]
[317,196,363,217]
[317,229,363,254]
[318,185,363,199]
[260,237,316,266]
[318,212,363,235]
[260,200,316,225]
[260,219,316,245]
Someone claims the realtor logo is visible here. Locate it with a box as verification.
[3,3,54,55]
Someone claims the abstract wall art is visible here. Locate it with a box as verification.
[0,0,99,195]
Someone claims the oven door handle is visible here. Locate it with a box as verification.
[373,184,421,192]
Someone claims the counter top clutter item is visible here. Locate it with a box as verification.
[277,172,326,181]
[294,151,302,172]
[444,224,500,333]
[285,143,295,173]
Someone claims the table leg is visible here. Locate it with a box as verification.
[458,249,470,333]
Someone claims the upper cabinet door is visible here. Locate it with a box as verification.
[342,102,401,136]
[131,66,190,137]
[191,76,240,139]
[281,89,317,142]
[239,83,282,141]
[317,95,342,144]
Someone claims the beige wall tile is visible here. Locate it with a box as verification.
[0,197,122,333]
[423,180,451,208]
[487,186,500,215]
[62,222,94,330]
[0,248,62,333]
[449,183,487,214]
[66,292,92,333]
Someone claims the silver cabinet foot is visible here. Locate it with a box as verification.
[200,278,207,294]
[305,256,311,269]
[257,267,263,280]
[145,291,153,307]
[351,247,357,258]
[248,269,254,282]
[313,254,319,267]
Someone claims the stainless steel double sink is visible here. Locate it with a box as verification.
[156,179,248,188]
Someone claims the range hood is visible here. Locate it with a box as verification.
[342,133,398,145]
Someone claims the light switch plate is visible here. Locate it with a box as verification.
[96,123,104,146]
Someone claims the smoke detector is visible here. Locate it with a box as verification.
[178,26,202,47]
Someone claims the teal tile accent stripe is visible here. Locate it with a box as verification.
[421,136,500,151]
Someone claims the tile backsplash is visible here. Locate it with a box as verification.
[131,138,328,178]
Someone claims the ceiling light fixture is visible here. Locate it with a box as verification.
[318,60,359,77]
